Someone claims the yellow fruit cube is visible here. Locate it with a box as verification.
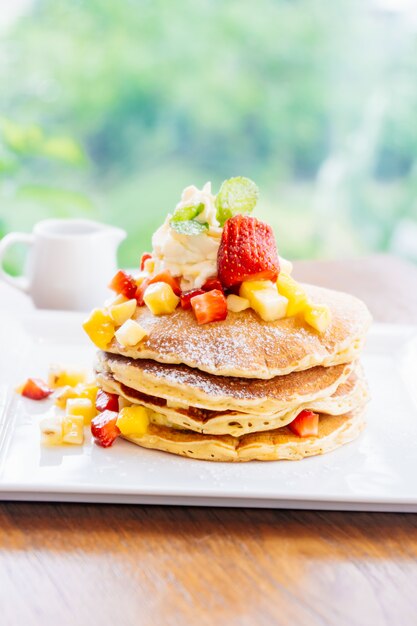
[62,414,84,445]
[277,273,308,317]
[105,293,128,308]
[109,298,137,326]
[40,415,63,446]
[115,319,148,347]
[303,303,331,333]
[54,383,98,409]
[239,280,275,300]
[240,281,288,321]
[66,397,96,424]
[83,308,115,350]
[144,282,179,315]
[117,406,149,437]
[48,365,88,389]
[226,294,250,313]
[279,256,293,275]
[143,258,155,274]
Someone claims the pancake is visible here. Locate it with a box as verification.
[105,284,371,378]
[123,407,366,462]
[96,352,354,414]
[98,367,368,437]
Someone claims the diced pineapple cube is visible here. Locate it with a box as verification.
[66,397,96,424]
[226,294,250,313]
[115,319,148,347]
[277,273,308,317]
[83,308,115,350]
[144,282,179,315]
[54,383,98,409]
[62,414,84,445]
[104,293,129,308]
[279,256,293,275]
[239,280,275,300]
[143,258,155,274]
[40,415,63,446]
[117,406,149,437]
[303,303,331,333]
[240,281,288,321]
[135,271,149,287]
[109,298,137,326]
[48,365,88,389]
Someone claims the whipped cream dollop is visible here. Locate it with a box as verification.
[152,182,222,290]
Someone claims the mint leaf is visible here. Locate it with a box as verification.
[170,219,209,235]
[215,177,259,226]
[171,202,204,223]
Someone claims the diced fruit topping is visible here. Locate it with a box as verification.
[48,366,87,389]
[95,389,120,413]
[91,410,120,448]
[288,410,319,437]
[83,308,115,350]
[117,406,149,437]
[143,282,180,315]
[190,289,228,325]
[66,397,96,425]
[109,270,137,299]
[180,289,205,310]
[202,277,224,292]
[115,319,148,346]
[109,298,137,326]
[226,294,250,313]
[215,177,259,227]
[40,416,63,446]
[303,303,331,333]
[136,270,181,306]
[140,252,152,271]
[54,383,98,409]
[217,215,279,289]
[277,273,308,317]
[239,281,288,322]
[21,378,53,400]
[62,414,84,445]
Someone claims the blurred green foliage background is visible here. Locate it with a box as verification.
[1,0,417,272]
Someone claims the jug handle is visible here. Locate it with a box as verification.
[0,232,33,294]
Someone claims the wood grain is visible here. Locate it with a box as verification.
[1,255,417,626]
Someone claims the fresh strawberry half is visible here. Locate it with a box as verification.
[91,410,120,447]
[180,289,205,310]
[109,270,137,299]
[140,252,152,271]
[202,276,224,293]
[21,378,53,400]
[136,270,181,305]
[217,215,279,289]
[95,389,119,413]
[190,290,228,325]
[288,410,319,438]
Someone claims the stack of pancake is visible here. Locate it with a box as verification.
[95,284,372,461]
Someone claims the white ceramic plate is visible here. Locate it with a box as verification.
[0,310,417,511]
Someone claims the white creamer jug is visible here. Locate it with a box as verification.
[0,219,126,311]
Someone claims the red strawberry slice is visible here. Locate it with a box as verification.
[109,270,137,299]
[136,270,181,306]
[140,252,152,271]
[180,289,205,310]
[202,276,224,293]
[190,290,228,325]
[217,215,279,289]
[95,389,119,413]
[288,410,319,438]
[91,410,120,447]
[21,378,53,400]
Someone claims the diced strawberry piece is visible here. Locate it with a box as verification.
[288,410,319,438]
[217,215,279,289]
[190,290,228,325]
[136,270,181,306]
[140,252,152,271]
[21,378,53,400]
[202,277,224,293]
[91,410,120,448]
[95,389,119,413]
[109,270,137,299]
[180,289,205,310]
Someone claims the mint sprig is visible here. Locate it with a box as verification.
[171,203,204,223]
[170,219,209,235]
[215,176,259,226]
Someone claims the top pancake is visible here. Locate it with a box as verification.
[106,284,371,379]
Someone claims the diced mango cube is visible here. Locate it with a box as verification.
[109,298,137,326]
[54,383,98,409]
[115,319,148,347]
[62,414,84,445]
[66,397,96,424]
[48,365,88,389]
[303,303,331,333]
[226,294,250,313]
[240,281,288,322]
[83,308,115,350]
[117,406,149,437]
[144,282,179,315]
[277,273,308,317]
[40,415,63,446]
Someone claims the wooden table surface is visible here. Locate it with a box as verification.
[1,255,417,626]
